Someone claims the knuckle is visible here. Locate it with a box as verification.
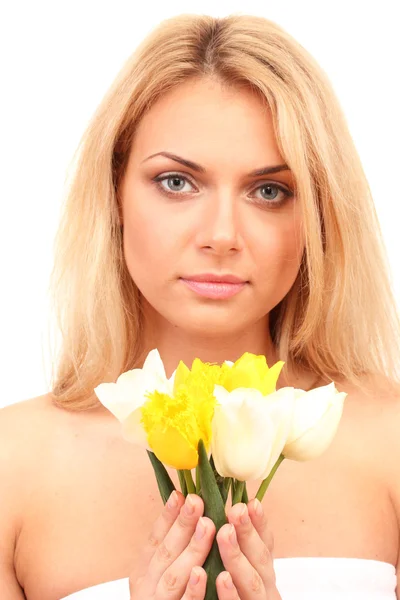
[147,531,161,549]
[259,545,272,566]
[155,541,172,563]
[188,534,204,555]
[250,570,264,594]
[177,512,194,529]
[161,569,179,592]
[268,532,275,553]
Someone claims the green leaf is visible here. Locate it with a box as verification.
[209,455,228,505]
[196,465,201,496]
[222,477,232,505]
[198,440,227,600]
[146,450,175,505]
[177,470,188,497]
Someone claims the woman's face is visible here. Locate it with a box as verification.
[119,78,304,337]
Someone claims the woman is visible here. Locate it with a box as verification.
[1,12,400,600]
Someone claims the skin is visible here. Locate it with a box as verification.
[2,76,400,599]
[119,77,304,380]
[129,492,280,599]
[118,76,300,597]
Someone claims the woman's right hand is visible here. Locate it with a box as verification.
[129,490,216,599]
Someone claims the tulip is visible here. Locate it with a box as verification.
[140,359,219,469]
[93,348,174,448]
[220,352,285,395]
[211,385,295,481]
[283,381,347,461]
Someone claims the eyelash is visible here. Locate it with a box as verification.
[151,172,294,208]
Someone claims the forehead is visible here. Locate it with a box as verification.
[130,78,283,167]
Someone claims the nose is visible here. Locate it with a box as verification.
[194,189,243,256]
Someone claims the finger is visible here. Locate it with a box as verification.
[146,494,205,587]
[247,498,274,555]
[156,516,216,598]
[181,566,207,599]
[131,490,185,583]
[226,502,275,590]
[216,571,240,599]
[217,523,267,599]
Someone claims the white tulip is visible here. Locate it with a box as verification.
[283,381,347,461]
[93,349,175,447]
[211,385,296,481]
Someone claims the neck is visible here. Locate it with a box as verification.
[139,305,278,379]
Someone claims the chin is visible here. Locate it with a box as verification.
[175,311,255,337]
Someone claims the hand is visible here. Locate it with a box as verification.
[215,498,282,599]
[129,490,215,599]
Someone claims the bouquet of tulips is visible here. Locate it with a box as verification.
[94,350,346,599]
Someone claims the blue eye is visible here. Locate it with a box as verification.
[151,172,293,208]
[153,174,194,194]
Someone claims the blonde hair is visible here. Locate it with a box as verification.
[47,13,400,411]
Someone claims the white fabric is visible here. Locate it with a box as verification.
[61,557,397,599]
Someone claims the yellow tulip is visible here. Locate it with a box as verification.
[220,352,285,395]
[138,359,220,470]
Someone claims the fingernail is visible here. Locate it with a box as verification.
[195,517,206,540]
[184,494,195,516]
[229,524,238,547]
[190,566,201,586]
[223,572,234,589]
[167,491,178,510]
[239,504,250,525]
[254,498,263,517]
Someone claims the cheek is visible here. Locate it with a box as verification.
[254,217,304,292]
[122,203,178,289]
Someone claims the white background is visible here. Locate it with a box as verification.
[1,1,399,408]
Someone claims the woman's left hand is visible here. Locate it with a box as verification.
[215,498,282,599]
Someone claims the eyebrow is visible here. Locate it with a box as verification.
[142,151,290,177]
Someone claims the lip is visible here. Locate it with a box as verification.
[180,276,248,299]
[181,273,247,284]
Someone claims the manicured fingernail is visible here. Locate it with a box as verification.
[167,491,178,509]
[254,498,263,517]
[223,572,234,589]
[195,517,206,540]
[229,524,238,547]
[190,566,201,586]
[184,494,195,515]
[239,504,250,525]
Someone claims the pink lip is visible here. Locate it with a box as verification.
[180,278,247,299]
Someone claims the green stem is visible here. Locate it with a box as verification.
[242,481,249,504]
[232,480,245,505]
[177,470,188,496]
[183,469,196,494]
[255,455,285,502]
[196,465,201,495]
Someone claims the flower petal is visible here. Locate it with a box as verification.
[147,425,198,470]
[211,388,275,481]
[284,391,346,460]
[259,387,295,478]
[286,382,339,444]
[121,407,150,449]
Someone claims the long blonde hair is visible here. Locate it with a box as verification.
[47,13,400,411]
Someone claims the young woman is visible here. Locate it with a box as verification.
[1,12,400,600]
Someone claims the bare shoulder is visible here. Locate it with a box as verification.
[0,394,58,597]
[0,393,54,473]
[0,391,101,524]
[337,372,400,505]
